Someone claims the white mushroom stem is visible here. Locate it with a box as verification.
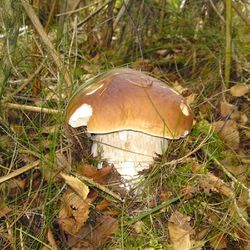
[91,130,168,181]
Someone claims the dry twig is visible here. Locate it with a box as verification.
[20,0,72,89]
[71,172,123,203]
[3,102,60,114]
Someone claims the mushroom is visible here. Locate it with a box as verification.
[66,68,193,183]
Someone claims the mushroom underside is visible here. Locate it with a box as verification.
[91,130,168,181]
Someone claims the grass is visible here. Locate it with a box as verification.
[0,1,250,249]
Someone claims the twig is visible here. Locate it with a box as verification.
[71,172,123,202]
[0,147,69,184]
[225,0,232,88]
[3,102,60,114]
[76,0,113,28]
[56,1,98,17]
[0,160,40,184]
[20,0,72,89]
[45,0,58,33]
[209,0,225,23]
[113,0,131,30]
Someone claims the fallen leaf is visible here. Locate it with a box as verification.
[213,120,240,149]
[168,223,191,250]
[220,101,237,117]
[169,211,192,231]
[77,164,114,184]
[60,173,89,200]
[67,215,119,250]
[221,160,247,176]
[95,199,111,211]
[230,84,249,97]
[180,185,199,200]
[199,173,234,198]
[58,190,91,235]
[95,199,119,216]
[91,215,119,246]
[168,211,192,250]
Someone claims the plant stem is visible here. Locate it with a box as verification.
[225,0,232,88]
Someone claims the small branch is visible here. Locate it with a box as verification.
[0,147,69,184]
[224,0,232,88]
[0,160,40,184]
[76,0,113,28]
[45,0,58,33]
[209,0,225,23]
[71,172,123,202]
[20,0,72,89]
[113,0,131,30]
[3,102,60,114]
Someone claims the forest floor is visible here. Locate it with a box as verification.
[0,1,250,250]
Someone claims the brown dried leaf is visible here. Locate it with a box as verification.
[60,173,89,200]
[199,173,234,198]
[91,215,119,247]
[230,84,249,97]
[168,211,192,250]
[67,215,119,250]
[169,211,192,232]
[77,164,113,184]
[58,190,91,235]
[95,199,111,211]
[220,101,237,117]
[168,223,191,250]
[95,199,119,216]
[213,120,240,149]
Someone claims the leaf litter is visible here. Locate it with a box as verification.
[0,15,250,249]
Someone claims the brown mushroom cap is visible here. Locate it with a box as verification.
[66,68,193,139]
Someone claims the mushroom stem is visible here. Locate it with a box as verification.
[91,130,168,181]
